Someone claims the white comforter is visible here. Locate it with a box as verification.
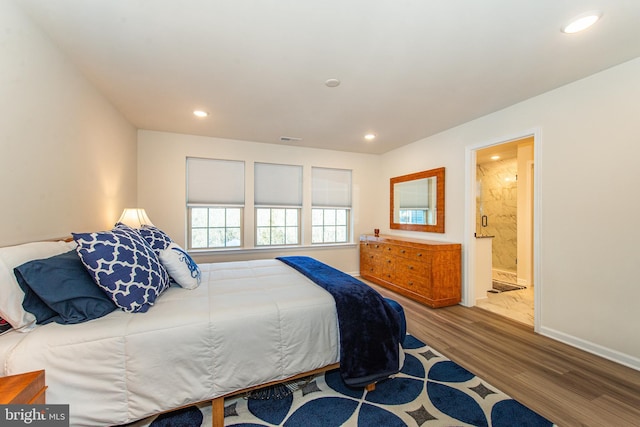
[0,260,340,426]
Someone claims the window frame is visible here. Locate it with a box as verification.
[187,205,244,250]
[311,207,350,244]
[255,206,301,247]
[398,208,428,225]
[186,157,245,251]
[311,167,353,245]
[254,162,303,247]
[185,158,357,251]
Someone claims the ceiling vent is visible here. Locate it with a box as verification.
[280,136,302,142]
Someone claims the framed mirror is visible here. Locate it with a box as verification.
[390,167,445,233]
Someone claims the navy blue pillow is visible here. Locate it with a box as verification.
[14,250,117,325]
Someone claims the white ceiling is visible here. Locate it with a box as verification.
[17,0,640,154]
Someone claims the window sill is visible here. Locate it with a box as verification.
[188,242,357,256]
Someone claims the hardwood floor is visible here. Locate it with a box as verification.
[369,284,640,427]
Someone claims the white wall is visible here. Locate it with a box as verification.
[137,130,381,273]
[379,57,640,368]
[0,1,137,246]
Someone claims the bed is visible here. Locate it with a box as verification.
[0,227,403,426]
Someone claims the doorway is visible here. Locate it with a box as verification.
[470,136,536,326]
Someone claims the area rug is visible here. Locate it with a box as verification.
[134,335,554,427]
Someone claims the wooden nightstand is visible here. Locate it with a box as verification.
[0,370,46,404]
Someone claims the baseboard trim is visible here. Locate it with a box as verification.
[539,326,640,372]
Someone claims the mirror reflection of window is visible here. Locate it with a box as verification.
[390,167,445,233]
[394,177,437,225]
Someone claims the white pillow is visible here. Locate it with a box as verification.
[0,240,77,330]
[159,242,201,290]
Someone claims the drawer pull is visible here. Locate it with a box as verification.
[408,281,414,286]
[417,253,422,257]
[375,245,379,248]
[401,249,406,254]
[408,266,413,270]
[387,247,391,251]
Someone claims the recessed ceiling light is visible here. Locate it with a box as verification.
[562,11,602,34]
[325,78,341,88]
[193,110,209,118]
[364,133,376,141]
[491,155,500,160]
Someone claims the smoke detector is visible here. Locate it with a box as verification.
[325,78,341,87]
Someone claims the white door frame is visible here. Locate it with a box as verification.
[463,128,542,332]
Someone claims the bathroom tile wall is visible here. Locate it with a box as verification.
[476,159,517,274]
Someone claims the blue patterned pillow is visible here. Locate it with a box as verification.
[138,225,173,254]
[73,226,170,313]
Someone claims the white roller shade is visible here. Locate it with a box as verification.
[187,157,245,205]
[254,162,303,206]
[312,167,352,207]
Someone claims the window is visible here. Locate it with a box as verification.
[186,158,244,249]
[311,167,352,244]
[256,207,300,246]
[190,207,242,248]
[398,209,427,224]
[254,162,302,246]
[395,177,432,225]
[312,208,348,243]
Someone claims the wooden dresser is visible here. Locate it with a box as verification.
[360,234,461,308]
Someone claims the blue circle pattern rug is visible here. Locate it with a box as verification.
[137,335,554,426]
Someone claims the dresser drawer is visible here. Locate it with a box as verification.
[394,245,429,261]
[394,260,430,279]
[360,252,384,276]
[361,241,387,252]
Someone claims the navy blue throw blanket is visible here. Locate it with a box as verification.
[277,256,402,387]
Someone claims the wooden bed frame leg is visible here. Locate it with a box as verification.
[365,383,376,392]
[211,397,224,427]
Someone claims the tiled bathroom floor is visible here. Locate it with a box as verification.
[476,286,534,326]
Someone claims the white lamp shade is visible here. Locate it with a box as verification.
[117,208,154,228]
